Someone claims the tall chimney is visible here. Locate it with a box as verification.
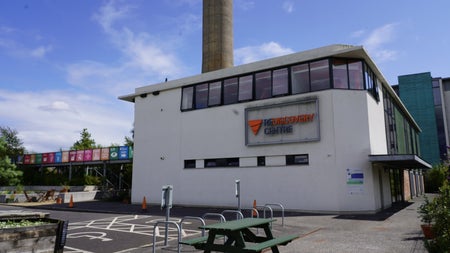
[202,0,233,73]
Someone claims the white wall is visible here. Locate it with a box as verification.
[131,88,388,212]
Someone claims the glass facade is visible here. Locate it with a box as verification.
[181,57,382,111]
[383,86,421,156]
[432,79,447,161]
[397,73,440,165]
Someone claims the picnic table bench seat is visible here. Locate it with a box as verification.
[180,233,298,253]
[179,235,209,246]
[242,234,299,252]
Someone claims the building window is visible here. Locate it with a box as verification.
[223,77,238,104]
[195,83,208,109]
[184,160,196,168]
[286,154,309,165]
[181,86,194,110]
[205,158,240,168]
[310,59,330,91]
[208,81,222,106]
[180,57,383,111]
[239,75,253,101]
[291,63,310,94]
[332,59,349,89]
[272,68,289,96]
[257,156,266,166]
[348,60,364,90]
[255,71,272,100]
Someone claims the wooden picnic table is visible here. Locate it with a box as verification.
[180,218,298,253]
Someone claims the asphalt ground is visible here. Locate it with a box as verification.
[1,196,428,253]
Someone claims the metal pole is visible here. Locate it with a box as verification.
[69,164,72,181]
[235,179,241,220]
[164,196,170,246]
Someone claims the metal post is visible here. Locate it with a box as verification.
[164,205,170,246]
[161,185,173,246]
[119,165,123,191]
[235,179,241,212]
[103,162,107,190]
[69,164,72,181]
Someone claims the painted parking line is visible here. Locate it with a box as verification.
[67,232,113,241]
[64,215,202,252]
[63,246,95,253]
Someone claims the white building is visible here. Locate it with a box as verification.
[120,44,430,213]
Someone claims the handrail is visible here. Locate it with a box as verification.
[256,205,273,220]
[179,216,206,237]
[256,205,273,229]
[221,210,244,220]
[201,213,226,223]
[264,203,285,226]
[152,221,181,253]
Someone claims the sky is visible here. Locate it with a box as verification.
[0,0,449,153]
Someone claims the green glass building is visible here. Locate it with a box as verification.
[397,73,441,165]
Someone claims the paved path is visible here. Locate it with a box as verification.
[1,196,428,252]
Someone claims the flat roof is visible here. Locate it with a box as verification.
[118,44,420,131]
[369,154,432,169]
[119,44,368,101]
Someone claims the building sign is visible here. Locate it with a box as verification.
[22,146,133,165]
[245,98,320,145]
[347,168,364,195]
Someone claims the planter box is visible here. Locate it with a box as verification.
[0,217,67,253]
[421,224,435,239]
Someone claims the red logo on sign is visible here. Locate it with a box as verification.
[248,119,263,135]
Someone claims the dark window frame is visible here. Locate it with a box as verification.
[272,68,289,97]
[204,157,240,168]
[238,75,254,102]
[310,59,331,92]
[286,154,309,165]
[184,159,196,168]
[208,81,222,107]
[223,77,239,105]
[181,86,194,110]
[254,71,272,100]
[180,57,383,111]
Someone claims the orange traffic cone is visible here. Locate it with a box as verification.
[68,194,74,208]
[141,196,147,212]
[252,199,257,217]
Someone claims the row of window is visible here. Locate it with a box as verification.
[184,154,309,169]
[181,57,381,111]
[383,86,420,156]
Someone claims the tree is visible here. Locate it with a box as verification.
[124,136,133,147]
[0,137,23,185]
[0,126,25,163]
[71,128,100,150]
[124,127,134,147]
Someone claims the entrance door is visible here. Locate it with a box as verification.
[389,169,404,202]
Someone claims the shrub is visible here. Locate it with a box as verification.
[425,164,448,193]
[424,182,450,252]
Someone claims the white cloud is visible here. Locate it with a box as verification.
[282,1,294,13]
[30,45,52,58]
[361,23,398,62]
[38,101,75,113]
[0,26,52,59]
[65,1,186,95]
[235,42,294,65]
[0,89,133,153]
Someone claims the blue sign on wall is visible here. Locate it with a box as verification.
[119,146,129,160]
[55,152,62,163]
